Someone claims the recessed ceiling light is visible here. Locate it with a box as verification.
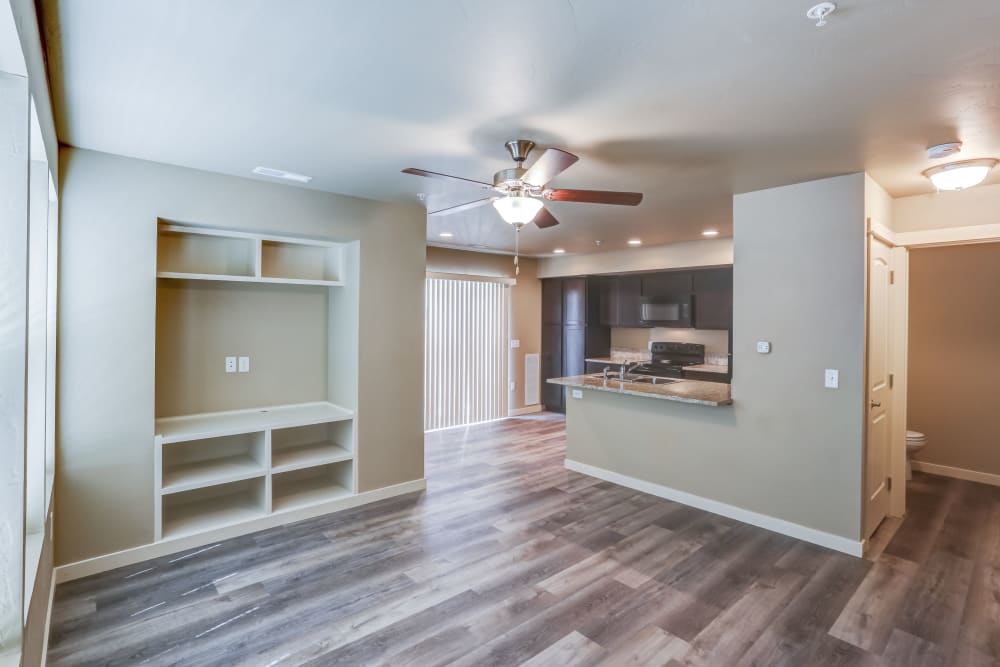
[252,166,312,183]
[553,248,565,254]
[627,239,642,246]
[702,229,720,237]
[439,232,453,238]
[923,158,998,191]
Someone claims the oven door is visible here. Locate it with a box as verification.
[640,298,692,327]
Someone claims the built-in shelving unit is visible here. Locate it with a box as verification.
[154,402,356,541]
[157,222,345,286]
[154,219,359,545]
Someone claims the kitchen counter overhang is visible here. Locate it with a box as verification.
[547,375,732,407]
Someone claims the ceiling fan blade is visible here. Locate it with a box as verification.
[544,189,643,206]
[401,168,493,189]
[428,196,497,216]
[533,207,560,229]
[521,148,579,187]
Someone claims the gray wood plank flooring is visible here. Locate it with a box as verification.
[48,414,1000,666]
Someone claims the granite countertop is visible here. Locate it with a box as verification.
[683,363,729,375]
[547,375,732,407]
[585,356,650,365]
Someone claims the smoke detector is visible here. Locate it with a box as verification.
[806,2,837,27]
[927,142,962,160]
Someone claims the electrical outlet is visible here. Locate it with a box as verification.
[825,369,839,389]
[238,356,250,373]
[571,389,583,399]
[510,339,520,349]
[225,356,237,373]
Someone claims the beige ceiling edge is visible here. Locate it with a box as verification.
[537,238,733,278]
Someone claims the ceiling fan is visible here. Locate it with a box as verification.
[402,139,643,229]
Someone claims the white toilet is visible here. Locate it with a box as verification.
[905,430,927,480]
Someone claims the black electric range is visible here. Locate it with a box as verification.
[628,342,706,379]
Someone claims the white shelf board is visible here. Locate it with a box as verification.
[157,271,342,287]
[271,441,353,474]
[161,455,265,494]
[156,402,354,444]
[162,494,265,540]
[272,479,352,514]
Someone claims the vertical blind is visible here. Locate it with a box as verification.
[425,277,509,431]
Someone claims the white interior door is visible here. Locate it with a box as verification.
[865,237,892,539]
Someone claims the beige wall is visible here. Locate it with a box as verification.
[425,246,541,411]
[537,238,732,278]
[155,282,330,417]
[894,182,1000,232]
[908,243,1000,475]
[57,147,426,565]
[565,173,867,541]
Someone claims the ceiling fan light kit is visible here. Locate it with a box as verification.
[493,194,543,225]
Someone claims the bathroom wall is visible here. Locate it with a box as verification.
[908,242,1000,477]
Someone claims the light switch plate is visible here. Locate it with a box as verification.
[825,369,839,389]
[238,356,250,373]
[756,341,771,354]
[225,356,237,373]
[510,339,520,349]
[571,389,583,399]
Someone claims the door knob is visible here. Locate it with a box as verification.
[870,400,882,408]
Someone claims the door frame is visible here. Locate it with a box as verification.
[864,221,909,534]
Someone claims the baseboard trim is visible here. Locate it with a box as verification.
[54,478,427,583]
[912,461,1000,487]
[564,459,863,557]
[508,404,543,416]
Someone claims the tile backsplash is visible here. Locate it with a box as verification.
[610,327,730,364]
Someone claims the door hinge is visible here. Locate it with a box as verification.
[887,477,893,492]
[889,270,895,285]
[889,373,894,389]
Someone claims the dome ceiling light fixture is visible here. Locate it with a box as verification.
[923,158,998,192]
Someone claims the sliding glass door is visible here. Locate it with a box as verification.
[424,277,509,431]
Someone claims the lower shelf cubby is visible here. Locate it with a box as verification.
[161,431,266,494]
[272,461,354,513]
[271,420,353,473]
[162,477,267,540]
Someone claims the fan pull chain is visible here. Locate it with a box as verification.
[513,224,521,276]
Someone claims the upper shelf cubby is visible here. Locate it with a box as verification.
[157,221,345,287]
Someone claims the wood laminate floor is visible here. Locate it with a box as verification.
[49,414,1000,666]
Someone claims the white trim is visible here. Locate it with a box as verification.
[54,479,426,583]
[869,219,898,246]
[896,223,1000,248]
[564,459,863,557]
[508,404,543,416]
[911,461,1000,487]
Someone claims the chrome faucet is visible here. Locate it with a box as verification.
[603,366,610,382]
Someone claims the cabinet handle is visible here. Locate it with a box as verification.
[870,400,882,408]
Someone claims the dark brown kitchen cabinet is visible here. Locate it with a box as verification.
[540,277,610,412]
[641,272,692,300]
[541,324,564,411]
[542,279,563,325]
[693,267,733,331]
[599,275,644,327]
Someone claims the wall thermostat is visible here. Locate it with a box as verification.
[756,341,771,354]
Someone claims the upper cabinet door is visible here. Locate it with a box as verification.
[618,275,646,327]
[693,267,733,330]
[542,278,563,325]
[562,277,587,325]
[641,272,693,299]
[598,277,619,326]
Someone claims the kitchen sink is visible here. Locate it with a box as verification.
[589,373,679,385]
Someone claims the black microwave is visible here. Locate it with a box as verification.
[640,296,692,327]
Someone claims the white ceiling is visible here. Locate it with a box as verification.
[41,0,1000,255]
